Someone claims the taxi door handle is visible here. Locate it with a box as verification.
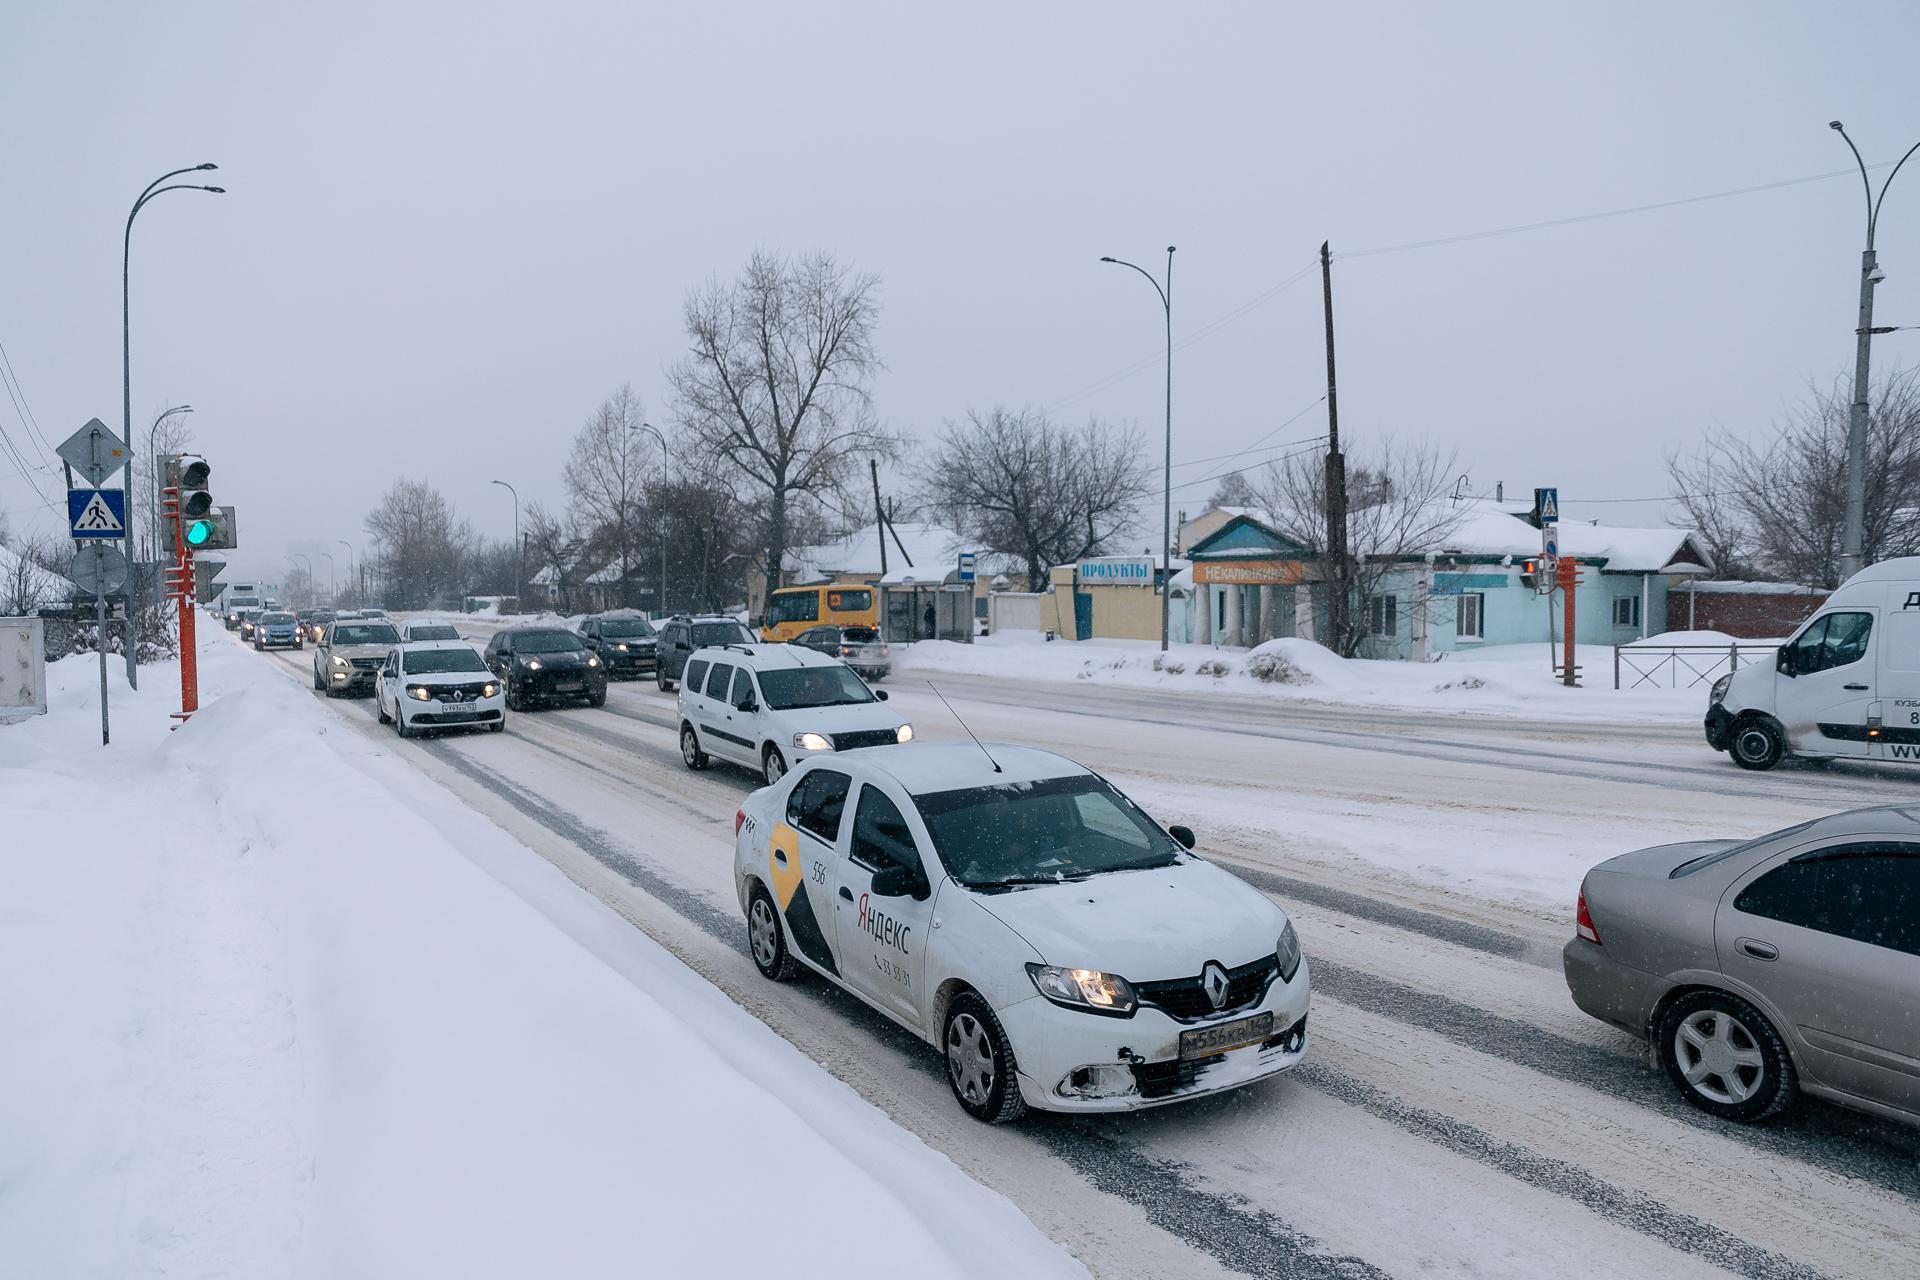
[839,887,854,902]
[1844,683,1869,691]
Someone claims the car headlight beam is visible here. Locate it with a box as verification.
[1025,963,1137,1016]
[1710,674,1732,706]
[408,685,434,702]
[896,723,914,743]
[792,731,833,751]
[1276,919,1302,983]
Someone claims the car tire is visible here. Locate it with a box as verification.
[1658,990,1797,1123]
[505,681,524,712]
[942,992,1027,1124]
[1730,718,1784,771]
[489,718,505,733]
[680,723,709,771]
[658,672,675,692]
[377,699,392,725]
[395,709,415,740]
[746,885,802,982]
[253,638,262,650]
[762,746,788,786]
[588,685,607,708]
[313,667,324,691]
[294,640,303,650]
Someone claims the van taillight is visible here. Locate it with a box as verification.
[1576,887,1601,945]
[734,808,747,836]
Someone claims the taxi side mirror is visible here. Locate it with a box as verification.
[874,689,889,701]
[871,863,929,901]
[1168,825,1197,850]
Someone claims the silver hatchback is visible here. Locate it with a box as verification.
[1564,806,1919,1126]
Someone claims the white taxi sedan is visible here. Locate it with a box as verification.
[732,741,1310,1121]
[374,640,506,738]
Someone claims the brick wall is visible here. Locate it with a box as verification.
[1679,587,1826,639]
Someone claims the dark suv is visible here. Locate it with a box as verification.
[578,612,658,679]
[655,615,755,691]
[483,626,608,710]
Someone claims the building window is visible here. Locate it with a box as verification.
[1613,595,1641,628]
[1456,592,1484,640]
[1365,593,1398,637]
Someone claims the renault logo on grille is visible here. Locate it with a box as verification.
[1201,961,1230,1010]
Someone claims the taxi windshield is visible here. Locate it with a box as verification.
[914,774,1179,889]
[758,665,874,709]
[404,648,487,674]
[407,624,460,641]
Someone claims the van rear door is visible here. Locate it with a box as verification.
[1775,611,1878,759]
[1876,608,1920,762]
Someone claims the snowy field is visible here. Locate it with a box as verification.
[898,633,1720,721]
[0,646,1084,1280]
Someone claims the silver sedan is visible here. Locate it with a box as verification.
[1564,806,1919,1126]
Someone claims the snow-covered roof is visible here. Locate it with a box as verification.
[785,521,1024,580]
[1433,501,1712,574]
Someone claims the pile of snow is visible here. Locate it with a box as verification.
[898,635,1704,720]
[0,645,1084,1279]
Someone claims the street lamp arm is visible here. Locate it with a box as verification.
[1831,122,1875,243]
[1871,139,1920,246]
[1100,256,1169,312]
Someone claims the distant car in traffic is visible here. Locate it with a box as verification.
[1565,806,1920,1126]
[733,742,1311,1121]
[789,624,890,680]
[312,618,402,697]
[678,642,911,785]
[400,620,462,643]
[251,610,303,651]
[655,615,755,691]
[578,612,659,679]
[295,608,336,643]
[375,641,505,737]
[482,626,607,710]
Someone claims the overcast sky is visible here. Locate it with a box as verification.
[4,2,1917,587]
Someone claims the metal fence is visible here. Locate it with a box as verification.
[1613,642,1775,690]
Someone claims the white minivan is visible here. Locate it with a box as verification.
[1708,557,1920,770]
[677,643,911,785]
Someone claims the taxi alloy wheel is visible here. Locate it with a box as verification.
[747,887,799,981]
[763,746,788,787]
[943,993,1026,1124]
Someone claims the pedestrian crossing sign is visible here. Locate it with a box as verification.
[68,488,127,539]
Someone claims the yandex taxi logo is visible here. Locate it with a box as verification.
[855,893,913,955]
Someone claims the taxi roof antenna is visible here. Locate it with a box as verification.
[926,681,1002,773]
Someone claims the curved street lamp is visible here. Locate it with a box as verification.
[621,420,671,616]
[319,552,337,601]
[1830,123,1920,580]
[125,163,223,688]
[288,553,314,607]
[145,403,192,564]
[1099,247,1176,651]
[490,479,521,610]
[339,540,356,603]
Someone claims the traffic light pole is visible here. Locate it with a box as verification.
[1557,555,1579,688]
[162,483,199,722]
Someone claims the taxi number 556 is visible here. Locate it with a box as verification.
[811,860,827,885]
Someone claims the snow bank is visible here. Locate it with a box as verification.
[0,647,1084,1279]
[898,634,1704,720]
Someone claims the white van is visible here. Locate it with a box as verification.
[1707,557,1920,770]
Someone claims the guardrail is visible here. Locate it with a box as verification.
[1613,642,1775,690]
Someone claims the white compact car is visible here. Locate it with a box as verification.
[374,640,505,738]
[732,742,1310,1122]
[678,642,910,785]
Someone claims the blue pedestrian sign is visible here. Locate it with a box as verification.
[1534,486,1559,526]
[68,488,127,539]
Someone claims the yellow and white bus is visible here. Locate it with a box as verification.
[761,584,879,642]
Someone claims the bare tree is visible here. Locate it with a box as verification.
[917,407,1151,586]
[563,384,653,607]
[135,406,195,565]
[1667,371,1920,588]
[669,250,895,604]
[364,478,473,609]
[1254,437,1463,656]
[0,530,63,615]
[1206,470,1258,510]
[522,500,589,613]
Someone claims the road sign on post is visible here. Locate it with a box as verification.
[56,418,130,489]
[68,488,128,538]
[1534,486,1559,527]
[69,543,130,596]
[957,551,977,583]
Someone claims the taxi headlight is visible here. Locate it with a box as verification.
[792,732,833,751]
[1025,963,1137,1017]
[1710,674,1732,706]
[408,685,434,702]
[482,682,498,698]
[895,723,914,743]
[1276,919,1302,983]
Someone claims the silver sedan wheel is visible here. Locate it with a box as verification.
[1674,1008,1767,1105]
[946,1012,996,1106]
[748,898,779,970]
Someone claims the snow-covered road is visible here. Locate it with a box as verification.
[253,635,1920,1280]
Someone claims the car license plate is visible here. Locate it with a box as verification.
[554,679,584,692]
[439,708,478,720]
[1178,1012,1273,1059]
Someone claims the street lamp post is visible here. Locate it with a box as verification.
[623,421,671,618]
[339,540,356,604]
[145,404,192,566]
[320,552,336,602]
[1099,247,1176,652]
[1830,122,1920,582]
[125,163,223,689]
[288,554,314,607]
[491,479,521,611]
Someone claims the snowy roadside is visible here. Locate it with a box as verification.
[0,645,1085,1280]
[897,634,1716,722]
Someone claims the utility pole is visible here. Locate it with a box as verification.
[1320,241,1350,652]
[871,457,888,576]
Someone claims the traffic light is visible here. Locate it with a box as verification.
[1520,558,1538,591]
[177,455,215,547]
[193,559,226,604]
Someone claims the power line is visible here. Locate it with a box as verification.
[1172,430,1327,471]
[0,338,52,458]
[1338,160,1901,261]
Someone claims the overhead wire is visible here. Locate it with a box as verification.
[0,338,53,459]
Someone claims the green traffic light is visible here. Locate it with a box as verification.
[186,518,215,547]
